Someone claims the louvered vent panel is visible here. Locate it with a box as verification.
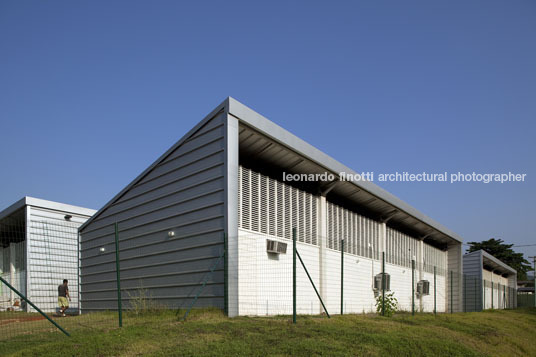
[238,165,242,228]
[311,196,317,245]
[268,177,277,236]
[260,175,268,234]
[251,170,260,232]
[284,184,292,239]
[304,192,311,244]
[276,180,285,238]
[241,167,251,230]
[238,166,318,245]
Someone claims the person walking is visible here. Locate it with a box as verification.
[58,279,71,317]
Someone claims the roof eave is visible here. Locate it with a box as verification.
[228,97,463,244]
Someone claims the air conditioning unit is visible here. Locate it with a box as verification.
[417,280,430,295]
[266,239,287,254]
[374,273,391,291]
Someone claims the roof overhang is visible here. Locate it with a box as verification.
[0,196,96,222]
[465,250,517,276]
[79,97,465,248]
[229,97,463,248]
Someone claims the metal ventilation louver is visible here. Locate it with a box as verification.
[374,273,391,291]
[266,239,287,254]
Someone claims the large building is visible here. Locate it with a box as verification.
[79,97,464,316]
[0,197,96,313]
[463,250,517,311]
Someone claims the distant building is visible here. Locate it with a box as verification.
[0,197,95,313]
[463,250,517,311]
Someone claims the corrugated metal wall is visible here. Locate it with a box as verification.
[447,244,463,312]
[462,252,482,311]
[27,206,85,313]
[79,112,227,312]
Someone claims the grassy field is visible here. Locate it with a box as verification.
[1,308,535,356]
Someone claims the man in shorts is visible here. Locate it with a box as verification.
[58,279,71,317]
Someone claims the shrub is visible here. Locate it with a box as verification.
[375,291,398,317]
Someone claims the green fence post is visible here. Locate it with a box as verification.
[293,228,296,324]
[433,266,436,315]
[382,252,386,316]
[115,222,123,327]
[529,255,536,307]
[224,232,228,316]
[412,259,415,316]
[0,276,70,337]
[341,238,344,315]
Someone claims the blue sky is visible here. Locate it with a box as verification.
[1,1,535,260]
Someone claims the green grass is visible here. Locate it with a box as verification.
[1,308,535,356]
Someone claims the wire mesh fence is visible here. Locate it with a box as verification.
[0,220,524,345]
[0,216,80,342]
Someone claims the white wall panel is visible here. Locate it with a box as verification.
[27,206,86,314]
[237,229,447,315]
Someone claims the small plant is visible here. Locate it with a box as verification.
[375,292,398,317]
[127,287,161,316]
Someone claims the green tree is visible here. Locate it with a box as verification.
[467,238,532,280]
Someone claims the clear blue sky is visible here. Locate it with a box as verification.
[1,1,535,260]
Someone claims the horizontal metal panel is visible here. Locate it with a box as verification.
[97,170,224,223]
[80,114,226,312]
[116,151,225,204]
[81,255,222,284]
[81,295,223,311]
[82,243,222,273]
[86,184,224,228]
[30,207,90,224]
[82,283,223,301]
[160,123,225,165]
[147,136,224,182]
[80,204,224,247]
[82,271,223,293]
[81,228,222,260]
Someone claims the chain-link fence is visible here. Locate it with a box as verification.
[0,216,79,341]
[0,221,524,345]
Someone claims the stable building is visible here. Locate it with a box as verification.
[79,97,464,316]
[0,197,96,313]
[463,250,517,311]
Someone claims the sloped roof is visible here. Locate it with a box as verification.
[464,249,517,275]
[80,97,464,245]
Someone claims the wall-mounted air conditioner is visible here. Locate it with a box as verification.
[374,273,391,291]
[266,239,287,254]
[417,280,430,295]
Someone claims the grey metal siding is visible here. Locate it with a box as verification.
[80,112,227,312]
[462,252,483,311]
[447,243,463,312]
